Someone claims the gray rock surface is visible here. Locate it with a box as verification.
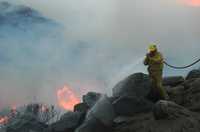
[6,113,47,132]
[166,85,185,105]
[75,117,112,132]
[153,100,191,120]
[82,92,102,108]
[74,103,89,113]
[75,95,116,132]
[112,73,151,98]
[112,96,153,116]
[184,78,200,111]
[113,70,200,132]
[163,76,184,87]
[46,112,85,132]
[114,100,200,132]
[86,95,116,126]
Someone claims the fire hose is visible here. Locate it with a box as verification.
[164,58,200,69]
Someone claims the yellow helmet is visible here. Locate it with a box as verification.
[148,44,157,52]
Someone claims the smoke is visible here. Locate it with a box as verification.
[0,0,199,109]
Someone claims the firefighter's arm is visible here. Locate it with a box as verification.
[143,54,149,65]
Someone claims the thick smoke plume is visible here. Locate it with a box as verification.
[0,0,199,110]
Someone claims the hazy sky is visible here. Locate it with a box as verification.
[13,0,199,59]
[14,0,200,76]
[13,0,200,69]
[0,0,199,109]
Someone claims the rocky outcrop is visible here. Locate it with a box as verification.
[46,112,85,132]
[65,70,200,132]
[76,95,116,132]
[153,100,193,119]
[165,85,185,105]
[2,69,200,132]
[6,113,48,132]
[186,69,200,80]
[165,77,200,111]
[74,103,89,113]
[82,92,102,108]
[114,100,200,132]
[113,70,200,132]
[112,95,153,116]
[163,76,184,87]
[112,73,151,97]
[86,95,116,126]
[184,78,200,111]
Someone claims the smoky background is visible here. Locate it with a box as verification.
[0,0,199,109]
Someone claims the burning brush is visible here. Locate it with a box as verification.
[57,85,80,111]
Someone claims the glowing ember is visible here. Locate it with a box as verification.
[0,116,8,125]
[57,85,80,111]
[184,0,200,6]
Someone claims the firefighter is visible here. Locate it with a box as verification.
[144,44,169,100]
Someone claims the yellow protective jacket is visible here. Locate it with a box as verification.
[143,52,164,72]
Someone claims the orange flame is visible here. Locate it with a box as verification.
[57,85,80,111]
[184,0,200,6]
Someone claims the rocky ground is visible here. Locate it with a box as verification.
[1,69,200,132]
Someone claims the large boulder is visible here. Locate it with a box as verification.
[163,76,184,87]
[112,96,153,116]
[165,77,200,111]
[46,111,85,132]
[82,92,102,108]
[112,73,151,98]
[186,69,200,80]
[166,85,185,105]
[184,78,200,111]
[76,95,115,132]
[153,100,191,120]
[74,103,89,113]
[86,95,116,126]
